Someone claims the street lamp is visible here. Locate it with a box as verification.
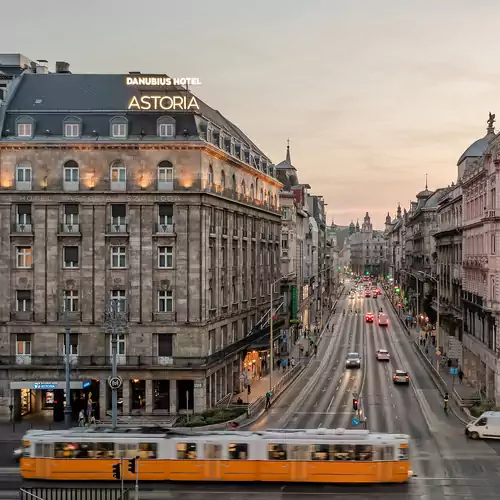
[104,298,128,428]
[62,293,72,429]
[269,272,294,392]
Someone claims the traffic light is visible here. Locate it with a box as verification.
[386,274,391,279]
[112,463,121,480]
[337,266,341,270]
[128,458,136,474]
[352,398,359,411]
[365,271,369,275]
[395,287,400,293]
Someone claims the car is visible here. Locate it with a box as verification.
[376,349,390,361]
[378,313,389,326]
[349,294,355,299]
[375,289,382,295]
[393,370,409,384]
[345,352,361,369]
[365,312,374,323]
[364,291,371,297]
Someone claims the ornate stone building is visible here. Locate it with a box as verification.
[0,57,282,420]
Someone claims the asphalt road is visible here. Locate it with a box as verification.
[4,282,500,498]
[250,282,500,499]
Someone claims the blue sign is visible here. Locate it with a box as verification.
[352,417,360,426]
[82,381,92,389]
[282,338,287,343]
[33,383,57,390]
[450,367,458,375]
[416,329,420,334]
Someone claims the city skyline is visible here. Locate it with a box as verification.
[1,0,499,227]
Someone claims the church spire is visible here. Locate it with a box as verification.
[425,173,428,191]
[286,138,291,164]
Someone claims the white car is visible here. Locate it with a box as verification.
[376,349,390,361]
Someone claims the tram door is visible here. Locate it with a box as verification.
[204,443,222,480]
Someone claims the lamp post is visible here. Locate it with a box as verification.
[105,298,127,429]
[62,294,72,429]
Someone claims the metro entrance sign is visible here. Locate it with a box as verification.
[108,376,123,390]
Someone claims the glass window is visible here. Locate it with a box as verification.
[138,443,157,459]
[373,445,394,461]
[398,445,409,461]
[158,123,174,137]
[16,246,32,268]
[204,443,222,459]
[176,443,197,460]
[95,443,114,458]
[117,443,139,458]
[54,442,92,458]
[228,443,248,460]
[111,247,127,268]
[64,123,80,138]
[112,123,127,138]
[158,290,173,312]
[111,164,126,182]
[355,445,373,461]
[17,123,32,137]
[268,443,287,460]
[158,246,173,268]
[311,444,331,461]
[289,445,309,461]
[16,164,32,182]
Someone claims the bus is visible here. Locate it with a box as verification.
[378,313,389,326]
[20,427,411,484]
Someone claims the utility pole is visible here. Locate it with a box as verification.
[62,293,72,429]
[104,298,127,428]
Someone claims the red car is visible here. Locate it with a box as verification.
[365,312,374,323]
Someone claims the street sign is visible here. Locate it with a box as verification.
[108,376,123,390]
[352,417,360,426]
[449,367,458,375]
[436,350,441,357]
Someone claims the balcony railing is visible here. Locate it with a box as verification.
[59,223,80,233]
[154,223,175,234]
[11,222,33,234]
[106,224,128,234]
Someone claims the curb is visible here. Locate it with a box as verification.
[385,290,471,424]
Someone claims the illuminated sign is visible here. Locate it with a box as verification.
[126,76,202,87]
[33,383,57,390]
[128,95,199,111]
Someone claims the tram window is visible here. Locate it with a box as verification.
[204,444,222,459]
[177,443,197,460]
[54,442,93,459]
[138,443,157,459]
[373,445,394,461]
[42,443,52,458]
[95,443,114,458]
[228,443,248,460]
[332,444,354,461]
[355,445,372,461]
[35,443,43,457]
[289,445,309,460]
[268,443,287,460]
[117,443,140,458]
[311,444,330,461]
[398,446,409,460]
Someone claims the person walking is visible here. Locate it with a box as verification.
[458,368,464,384]
[265,391,272,409]
[78,409,85,427]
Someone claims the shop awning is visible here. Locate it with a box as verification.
[247,324,285,351]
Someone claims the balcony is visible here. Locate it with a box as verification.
[110,180,126,191]
[11,223,32,235]
[59,223,80,234]
[63,180,79,192]
[106,224,129,235]
[157,179,173,191]
[15,181,32,191]
[154,223,175,235]
[10,311,34,321]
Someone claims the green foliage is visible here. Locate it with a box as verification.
[174,407,247,427]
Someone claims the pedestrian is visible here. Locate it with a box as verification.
[458,369,464,384]
[78,409,85,427]
[276,358,281,371]
[291,357,296,367]
[282,359,287,372]
[287,358,291,368]
[265,391,272,409]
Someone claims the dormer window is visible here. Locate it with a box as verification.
[157,117,176,138]
[207,126,212,143]
[110,117,128,138]
[64,117,81,138]
[17,123,32,137]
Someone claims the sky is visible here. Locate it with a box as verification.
[1,0,499,228]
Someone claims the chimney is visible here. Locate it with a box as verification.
[35,59,49,74]
[55,61,71,74]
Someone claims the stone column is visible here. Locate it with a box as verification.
[145,379,153,413]
[194,379,206,413]
[99,379,107,420]
[169,380,177,413]
[122,380,130,414]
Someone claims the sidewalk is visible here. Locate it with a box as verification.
[409,328,480,402]
[231,337,312,405]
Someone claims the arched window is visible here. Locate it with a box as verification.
[157,116,176,138]
[15,116,35,138]
[63,160,79,191]
[221,170,226,189]
[241,180,246,197]
[110,160,126,191]
[208,165,214,186]
[250,183,255,199]
[110,117,128,138]
[158,161,173,190]
[232,174,237,192]
[15,161,32,190]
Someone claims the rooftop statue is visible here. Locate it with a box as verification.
[488,112,495,129]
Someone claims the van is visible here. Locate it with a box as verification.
[465,411,500,439]
[378,313,389,326]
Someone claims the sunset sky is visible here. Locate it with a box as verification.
[2,0,498,228]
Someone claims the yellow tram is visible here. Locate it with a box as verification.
[20,427,411,483]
